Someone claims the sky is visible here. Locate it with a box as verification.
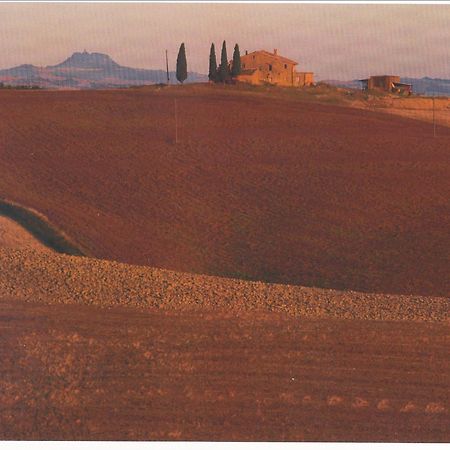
[0,3,449,80]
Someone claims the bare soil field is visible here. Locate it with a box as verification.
[1,246,449,322]
[0,160,448,441]
[0,85,449,297]
[1,296,448,441]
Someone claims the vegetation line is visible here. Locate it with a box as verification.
[0,198,88,256]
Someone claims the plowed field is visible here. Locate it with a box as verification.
[1,297,448,441]
[0,85,449,296]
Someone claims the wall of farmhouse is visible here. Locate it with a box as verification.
[240,52,295,86]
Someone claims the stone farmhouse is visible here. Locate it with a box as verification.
[235,49,314,87]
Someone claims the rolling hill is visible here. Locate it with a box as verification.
[0,84,449,296]
[1,83,449,442]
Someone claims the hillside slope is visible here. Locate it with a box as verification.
[0,175,448,442]
[0,85,449,296]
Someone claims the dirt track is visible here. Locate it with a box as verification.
[1,297,448,441]
[0,86,449,297]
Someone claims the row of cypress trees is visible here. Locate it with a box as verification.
[175,41,242,85]
[209,41,241,83]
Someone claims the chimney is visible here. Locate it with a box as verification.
[245,50,248,55]
[274,49,278,55]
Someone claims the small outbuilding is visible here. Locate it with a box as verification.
[359,75,412,94]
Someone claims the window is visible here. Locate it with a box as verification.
[284,64,288,69]
[242,63,245,68]
[268,64,272,71]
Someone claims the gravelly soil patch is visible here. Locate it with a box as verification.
[1,247,447,322]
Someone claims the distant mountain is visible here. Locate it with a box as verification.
[0,51,207,89]
[49,51,121,70]
[323,77,450,96]
[401,77,450,96]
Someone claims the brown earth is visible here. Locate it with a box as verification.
[1,296,448,441]
[0,84,449,441]
[0,224,448,441]
[0,226,447,440]
[0,246,448,322]
[0,235,447,440]
[0,85,449,297]
[0,216,50,251]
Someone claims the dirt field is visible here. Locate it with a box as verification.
[1,297,448,441]
[0,85,449,441]
[0,85,449,297]
[1,245,448,322]
[0,227,447,441]
[0,224,448,441]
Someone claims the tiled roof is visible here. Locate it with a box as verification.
[243,50,298,65]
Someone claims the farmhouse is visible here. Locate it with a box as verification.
[359,75,412,94]
[236,49,314,87]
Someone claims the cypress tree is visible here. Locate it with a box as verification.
[231,44,241,78]
[176,43,188,84]
[208,43,218,83]
[218,40,230,83]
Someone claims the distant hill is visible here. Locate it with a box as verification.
[323,77,450,96]
[401,77,450,96]
[321,79,362,90]
[0,51,207,89]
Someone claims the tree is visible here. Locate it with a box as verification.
[208,43,218,82]
[231,44,241,78]
[218,40,230,83]
[176,43,187,84]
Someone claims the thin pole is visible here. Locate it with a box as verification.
[165,50,170,84]
[432,95,436,138]
[174,98,178,144]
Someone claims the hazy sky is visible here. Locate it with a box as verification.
[0,3,449,80]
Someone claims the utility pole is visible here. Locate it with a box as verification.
[165,50,170,84]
